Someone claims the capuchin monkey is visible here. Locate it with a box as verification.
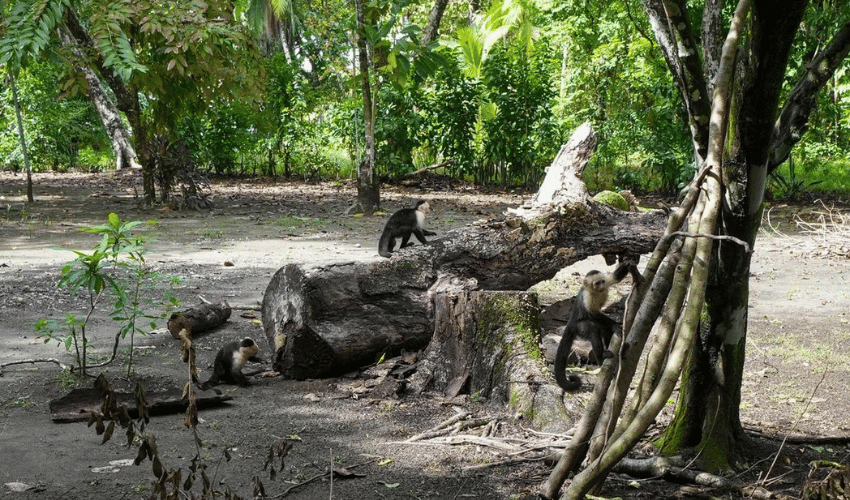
[554,260,642,392]
[378,200,437,258]
[201,338,264,390]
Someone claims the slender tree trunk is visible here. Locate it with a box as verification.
[421,0,450,45]
[64,7,155,203]
[57,27,141,171]
[9,74,34,202]
[354,0,380,215]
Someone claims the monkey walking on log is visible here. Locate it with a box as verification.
[378,200,437,258]
[201,338,264,390]
[553,260,642,392]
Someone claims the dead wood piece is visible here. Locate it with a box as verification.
[614,456,742,490]
[49,387,232,423]
[427,435,523,452]
[168,300,231,339]
[1,358,71,376]
[745,428,850,445]
[464,455,548,471]
[406,410,471,442]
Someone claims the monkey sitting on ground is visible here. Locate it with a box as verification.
[553,260,642,392]
[201,338,264,390]
[378,200,437,258]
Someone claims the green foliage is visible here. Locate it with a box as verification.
[0,61,111,171]
[35,213,179,377]
[480,42,559,188]
[264,52,312,177]
[375,85,426,174]
[425,58,479,177]
[0,0,70,70]
[86,0,147,81]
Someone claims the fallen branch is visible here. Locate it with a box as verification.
[464,455,548,471]
[744,428,850,445]
[613,456,742,490]
[0,358,71,375]
[394,435,523,452]
[270,457,378,498]
[405,410,471,442]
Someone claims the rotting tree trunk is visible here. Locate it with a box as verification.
[262,123,667,380]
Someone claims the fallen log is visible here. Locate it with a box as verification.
[168,298,231,339]
[262,123,666,380]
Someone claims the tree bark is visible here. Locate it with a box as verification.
[421,0,450,45]
[768,20,850,172]
[262,124,667,380]
[635,0,840,481]
[9,74,34,202]
[64,7,155,203]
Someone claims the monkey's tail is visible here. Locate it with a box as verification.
[199,375,217,391]
[553,325,583,392]
[378,229,393,258]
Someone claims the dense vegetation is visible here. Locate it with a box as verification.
[1,0,848,199]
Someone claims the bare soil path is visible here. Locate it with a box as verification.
[0,171,848,500]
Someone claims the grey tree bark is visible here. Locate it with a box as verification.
[353,0,380,216]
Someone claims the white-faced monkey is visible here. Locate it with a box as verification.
[201,338,264,390]
[554,260,641,392]
[378,200,437,258]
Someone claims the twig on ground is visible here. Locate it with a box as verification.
[0,358,70,375]
[405,409,470,441]
[463,454,548,471]
[270,457,378,498]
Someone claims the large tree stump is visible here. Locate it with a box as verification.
[262,123,666,379]
[413,291,569,431]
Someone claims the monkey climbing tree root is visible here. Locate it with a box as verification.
[541,6,757,498]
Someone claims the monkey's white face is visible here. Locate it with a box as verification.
[585,272,607,293]
[417,201,430,215]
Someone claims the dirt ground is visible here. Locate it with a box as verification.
[0,170,848,500]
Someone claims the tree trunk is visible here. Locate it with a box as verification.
[9,74,34,202]
[262,124,666,380]
[81,66,141,171]
[637,0,845,477]
[57,26,141,171]
[421,0,450,45]
[354,0,380,216]
[64,7,155,203]
[662,0,810,471]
